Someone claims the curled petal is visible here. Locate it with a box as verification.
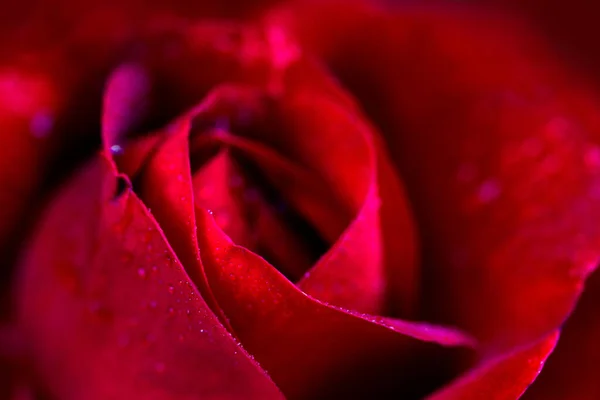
[521,268,600,399]
[281,92,417,316]
[428,331,558,400]
[196,207,474,398]
[186,80,418,316]
[16,156,283,399]
[280,0,600,352]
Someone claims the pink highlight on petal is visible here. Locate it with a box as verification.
[266,24,300,70]
[476,179,502,203]
[0,71,54,116]
[102,63,150,148]
[29,110,54,138]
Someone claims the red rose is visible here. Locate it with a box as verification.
[3,0,600,398]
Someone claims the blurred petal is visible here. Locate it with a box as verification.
[477,0,600,90]
[0,69,58,255]
[281,0,600,351]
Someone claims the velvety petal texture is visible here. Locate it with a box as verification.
[15,14,468,399]
[17,154,283,399]
[9,0,600,399]
[479,4,600,397]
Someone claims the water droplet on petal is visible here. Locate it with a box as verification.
[477,179,501,203]
[30,111,53,138]
[110,144,124,154]
[137,268,147,279]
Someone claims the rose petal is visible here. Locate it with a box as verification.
[101,34,279,330]
[193,149,316,279]
[297,182,386,314]
[278,91,418,317]
[282,0,600,351]
[194,150,258,248]
[0,0,289,270]
[122,119,234,332]
[16,155,283,399]
[521,268,600,399]
[196,207,474,398]
[428,331,558,400]
[99,26,311,319]
[188,80,418,316]
[191,124,349,244]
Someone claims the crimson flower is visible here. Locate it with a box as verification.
[2,0,600,398]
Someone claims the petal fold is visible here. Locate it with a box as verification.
[196,207,473,398]
[16,156,283,399]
